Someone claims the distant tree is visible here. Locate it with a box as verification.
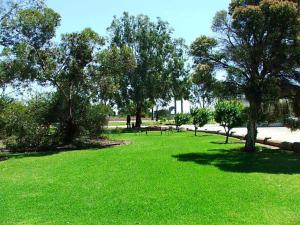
[174,113,191,131]
[191,108,211,136]
[168,39,190,115]
[191,0,300,152]
[92,48,123,106]
[107,12,188,127]
[190,64,219,108]
[215,100,244,143]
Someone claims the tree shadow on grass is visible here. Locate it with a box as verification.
[4,139,129,160]
[210,141,245,145]
[192,134,214,138]
[173,148,300,174]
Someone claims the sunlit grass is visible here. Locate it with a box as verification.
[1,132,300,225]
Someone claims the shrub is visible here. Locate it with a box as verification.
[174,113,191,130]
[1,101,55,151]
[214,100,244,143]
[191,108,212,136]
[0,95,13,138]
[83,104,110,138]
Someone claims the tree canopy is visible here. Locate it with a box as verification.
[107,12,188,127]
[191,0,300,151]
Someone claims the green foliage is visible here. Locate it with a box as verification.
[0,95,13,135]
[37,28,106,144]
[284,117,300,131]
[215,101,244,129]
[83,104,110,138]
[215,101,244,143]
[191,0,300,151]
[107,12,188,127]
[0,93,112,151]
[174,113,191,128]
[190,64,220,107]
[1,100,55,151]
[0,1,61,85]
[190,108,212,136]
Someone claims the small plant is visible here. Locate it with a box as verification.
[174,113,191,131]
[214,100,244,143]
[191,108,212,136]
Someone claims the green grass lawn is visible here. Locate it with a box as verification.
[1,132,300,225]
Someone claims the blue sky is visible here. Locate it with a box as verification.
[46,0,230,45]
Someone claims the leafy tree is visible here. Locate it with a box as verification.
[174,113,191,131]
[215,100,244,143]
[191,0,300,152]
[8,28,106,144]
[190,64,219,108]
[168,39,190,115]
[44,28,105,144]
[107,12,187,127]
[0,0,61,87]
[92,48,121,105]
[191,108,211,136]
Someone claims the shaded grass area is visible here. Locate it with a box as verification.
[108,120,175,127]
[1,132,300,225]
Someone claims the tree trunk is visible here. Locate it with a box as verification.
[245,118,257,152]
[174,97,177,115]
[151,107,154,121]
[202,97,205,108]
[64,118,77,144]
[245,99,260,152]
[181,99,184,113]
[135,104,142,128]
[225,131,230,144]
[195,126,197,136]
[63,98,78,144]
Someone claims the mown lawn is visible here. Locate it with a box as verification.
[1,132,300,225]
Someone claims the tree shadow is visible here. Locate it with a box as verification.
[4,140,129,160]
[173,148,300,174]
[210,141,245,145]
[193,134,214,138]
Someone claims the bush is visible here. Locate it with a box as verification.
[83,104,110,138]
[1,101,55,151]
[0,95,14,133]
[284,117,300,131]
[214,100,244,143]
[174,113,191,130]
[191,108,212,136]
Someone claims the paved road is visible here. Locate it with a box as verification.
[107,123,300,143]
[182,125,300,143]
